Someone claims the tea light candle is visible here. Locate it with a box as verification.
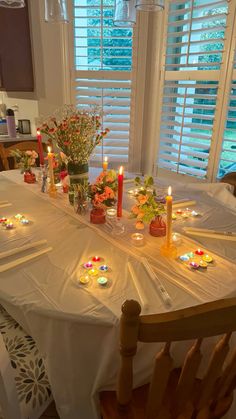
[195,248,204,256]
[84,261,93,269]
[131,233,144,247]
[191,210,199,217]
[179,254,190,262]
[15,214,24,220]
[202,254,213,263]
[189,261,199,269]
[187,252,195,258]
[97,276,108,286]
[0,217,7,223]
[92,256,101,262]
[21,219,29,225]
[172,233,182,245]
[106,208,116,219]
[6,222,14,230]
[99,264,109,272]
[88,268,99,277]
[176,209,182,214]
[79,274,90,285]
[172,214,177,220]
[199,260,208,268]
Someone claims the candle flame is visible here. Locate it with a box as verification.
[36,129,40,136]
[104,156,108,162]
[47,146,52,153]
[119,166,123,175]
[168,186,172,196]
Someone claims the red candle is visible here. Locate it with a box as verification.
[37,129,44,166]
[195,248,204,256]
[117,166,124,218]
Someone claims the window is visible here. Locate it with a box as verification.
[156,0,236,181]
[72,0,134,167]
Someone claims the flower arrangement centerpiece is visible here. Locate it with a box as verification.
[10,149,38,183]
[130,176,166,236]
[40,105,109,204]
[88,170,118,224]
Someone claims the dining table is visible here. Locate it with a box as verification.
[0,168,235,419]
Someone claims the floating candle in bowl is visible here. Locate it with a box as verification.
[131,233,144,247]
[189,261,199,269]
[97,276,108,286]
[6,222,14,230]
[21,219,29,225]
[88,268,99,277]
[84,261,93,269]
[99,264,109,272]
[195,248,204,256]
[202,254,213,263]
[78,274,90,285]
[92,256,101,262]
[179,254,190,262]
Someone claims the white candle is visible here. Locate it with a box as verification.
[131,233,144,247]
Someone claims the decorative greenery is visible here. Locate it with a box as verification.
[10,149,38,172]
[40,105,109,164]
[88,170,118,208]
[130,176,165,229]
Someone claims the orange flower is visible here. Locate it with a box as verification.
[135,221,144,230]
[138,194,148,205]
[131,205,140,215]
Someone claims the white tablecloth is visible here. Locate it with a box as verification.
[0,170,236,419]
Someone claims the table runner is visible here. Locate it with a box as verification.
[0,170,236,419]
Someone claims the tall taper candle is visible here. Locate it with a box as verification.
[166,186,173,247]
[117,166,124,218]
[47,146,57,198]
[37,129,44,166]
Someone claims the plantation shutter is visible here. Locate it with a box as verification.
[217,52,236,177]
[73,0,133,167]
[156,0,229,180]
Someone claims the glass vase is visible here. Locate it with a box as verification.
[67,162,89,205]
[149,215,166,237]
[90,207,106,224]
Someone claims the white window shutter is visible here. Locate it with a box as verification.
[73,0,134,168]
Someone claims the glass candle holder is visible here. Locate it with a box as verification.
[131,233,144,246]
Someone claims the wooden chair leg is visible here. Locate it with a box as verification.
[0,144,9,170]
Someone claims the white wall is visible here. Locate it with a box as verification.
[0,0,67,135]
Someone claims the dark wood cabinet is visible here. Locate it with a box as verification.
[0,0,34,92]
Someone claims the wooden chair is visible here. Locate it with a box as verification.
[0,305,53,419]
[100,298,236,419]
[220,172,236,197]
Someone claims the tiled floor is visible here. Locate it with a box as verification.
[40,402,60,418]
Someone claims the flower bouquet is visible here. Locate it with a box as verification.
[130,176,166,236]
[40,105,109,204]
[10,149,38,183]
[88,170,118,224]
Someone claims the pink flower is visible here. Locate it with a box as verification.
[25,150,32,156]
[131,205,140,215]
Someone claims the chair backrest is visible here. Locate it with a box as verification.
[117,298,236,419]
[220,172,236,196]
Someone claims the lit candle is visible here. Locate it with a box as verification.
[92,256,101,262]
[131,233,144,247]
[6,222,14,230]
[117,166,124,218]
[99,264,109,272]
[103,156,108,171]
[84,261,93,269]
[191,210,199,217]
[88,268,99,277]
[15,213,24,220]
[21,219,29,225]
[97,276,108,286]
[199,260,208,268]
[179,254,190,262]
[189,261,199,270]
[202,254,213,263]
[187,252,195,258]
[37,129,44,166]
[47,146,57,198]
[0,217,7,224]
[172,214,177,220]
[166,186,173,247]
[195,248,204,256]
[79,274,90,285]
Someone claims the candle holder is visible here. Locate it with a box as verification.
[48,184,57,198]
[160,242,177,258]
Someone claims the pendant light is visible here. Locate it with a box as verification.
[45,0,69,23]
[135,0,164,11]
[114,0,136,27]
[0,0,25,7]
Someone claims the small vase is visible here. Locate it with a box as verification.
[24,170,36,184]
[90,207,106,224]
[68,162,89,205]
[149,215,166,237]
